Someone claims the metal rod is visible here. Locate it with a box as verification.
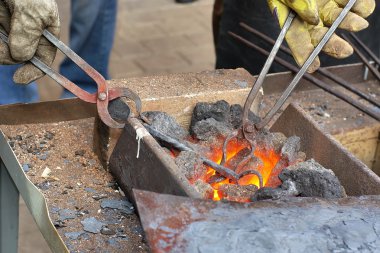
[256,0,357,129]
[349,32,380,66]
[242,12,295,131]
[239,22,380,108]
[221,131,239,165]
[220,132,263,187]
[42,30,106,86]
[143,124,240,182]
[317,67,380,107]
[341,33,380,81]
[144,124,264,186]
[229,31,380,121]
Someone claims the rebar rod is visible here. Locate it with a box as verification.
[239,22,380,108]
[341,33,380,81]
[229,31,380,121]
[349,32,380,66]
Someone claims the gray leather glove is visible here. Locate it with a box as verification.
[0,0,60,84]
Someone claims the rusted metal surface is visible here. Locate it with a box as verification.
[134,189,380,253]
[0,99,96,125]
[109,117,200,203]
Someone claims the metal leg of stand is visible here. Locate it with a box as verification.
[0,159,19,253]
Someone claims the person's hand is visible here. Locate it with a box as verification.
[0,0,60,84]
[268,0,375,72]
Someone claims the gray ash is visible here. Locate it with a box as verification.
[141,111,187,140]
[253,159,346,201]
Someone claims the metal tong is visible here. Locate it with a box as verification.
[242,0,357,140]
[0,29,142,129]
[212,0,357,184]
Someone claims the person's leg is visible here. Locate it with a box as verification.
[60,0,117,98]
[0,65,39,105]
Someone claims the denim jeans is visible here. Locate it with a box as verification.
[0,0,117,104]
[0,65,39,105]
[60,0,117,98]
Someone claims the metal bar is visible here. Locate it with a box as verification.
[144,124,264,187]
[220,132,264,187]
[317,67,380,107]
[349,32,380,66]
[229,32,380,121]
[0,159,19,253]
[239,23,380,108]
[42,30,106,89]
[143,124,240,182]
[242,12,295,130]
[256,0,357,129]
[341,33,380,81]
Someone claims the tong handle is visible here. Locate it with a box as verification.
[243,0,357,130]
[242,11,295,129]
[42,30,108,99]
[0,29,101,103]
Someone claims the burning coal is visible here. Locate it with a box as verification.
[142,100,346,203]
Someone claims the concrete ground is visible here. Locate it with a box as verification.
[20,0,215,252]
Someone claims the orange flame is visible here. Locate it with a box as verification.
[203,139,280,201]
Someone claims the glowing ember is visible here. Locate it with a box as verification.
[202,138,281,202]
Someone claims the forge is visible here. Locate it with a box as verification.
[139,100,347,203]
[110,102,380,203]
[105,64,380,252]
[1,65,379,252]
[108,65,380,204]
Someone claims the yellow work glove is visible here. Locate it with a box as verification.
[268,0,376,72]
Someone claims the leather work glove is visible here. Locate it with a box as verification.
[268,0,376,72]
[0,0,60,84]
